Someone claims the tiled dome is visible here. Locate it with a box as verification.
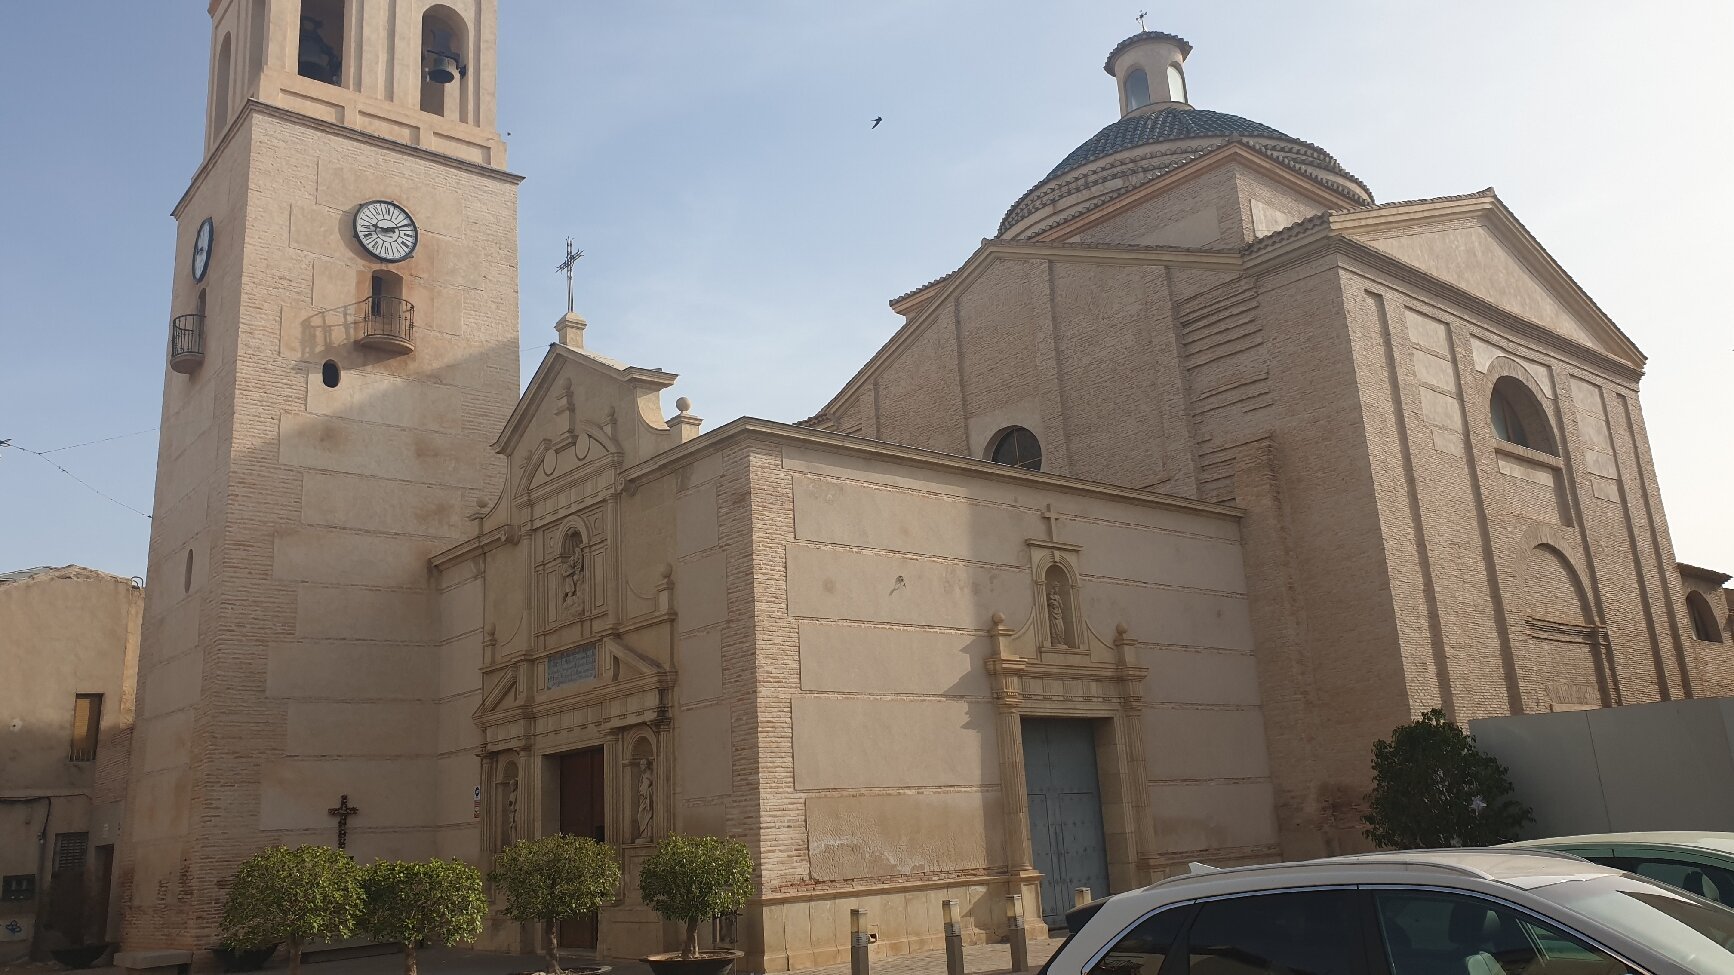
[1042,108,1292,183]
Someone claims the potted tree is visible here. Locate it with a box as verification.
[638,835,752,975]
[358,858,488,975]
[218,845,363,975]
[491,834,620,975]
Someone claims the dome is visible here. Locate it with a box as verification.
[997,32,1374,240]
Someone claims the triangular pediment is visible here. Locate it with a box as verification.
[1332,195,1643,367]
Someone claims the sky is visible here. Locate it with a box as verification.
[1,1,1730,581]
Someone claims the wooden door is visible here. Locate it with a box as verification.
[1023,718,1110,926]
[558,748,606,950]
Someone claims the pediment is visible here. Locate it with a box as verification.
[1343,203,1642,367]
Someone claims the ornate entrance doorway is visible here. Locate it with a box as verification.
[558,747,606,950]
[1022,718,1110,925]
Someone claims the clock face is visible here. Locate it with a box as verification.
[353,200,419,263]
[191,217,213,282]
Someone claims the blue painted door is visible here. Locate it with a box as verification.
[1023,718,1111,925]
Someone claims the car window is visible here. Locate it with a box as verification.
[1373,890,1627,975]
[1549,876,1734,969]
[1085,907,1187,975]
[1606,856,1734,907]
[1184,890,1359,975]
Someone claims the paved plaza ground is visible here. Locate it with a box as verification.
[0,937,1065,975]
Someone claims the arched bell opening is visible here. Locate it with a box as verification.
[420,5,470,120]
[297,0,345,87]
[212,33,234,135]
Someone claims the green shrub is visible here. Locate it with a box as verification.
[1363,708,1534,849]
[219,845,363,975]
[491,835,620,973]
[638,835,753,959]
[359,859,487,975]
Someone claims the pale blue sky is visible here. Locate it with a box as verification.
[2,1,1729,580]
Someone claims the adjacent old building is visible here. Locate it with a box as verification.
[0,566,142,962]
[114,6,1733,973]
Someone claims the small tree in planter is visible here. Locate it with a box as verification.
[359,858,488,975]
[219,845,363,975]
[638,835,752,970]
[1363,708,1534,849]
[492,834,621,974]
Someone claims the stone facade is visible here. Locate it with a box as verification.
[0,566,142,962]
[116,11,1734,973]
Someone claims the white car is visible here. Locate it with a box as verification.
[1039,849,1734,974]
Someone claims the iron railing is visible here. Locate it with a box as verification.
[169,313,205,372]
[351,295,415,349]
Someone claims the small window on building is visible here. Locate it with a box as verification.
[0,875,34,901]
[1124,68,1152,110]
[297,0,345,86]
[52,833,89,875]
[70,695,102,762]
[990,427,1042,471]
[184,548,194,593]
[1688,591,1724,643]
[1489,376,1557,456]
[322,359,341,388]
[1167,63,1187,104]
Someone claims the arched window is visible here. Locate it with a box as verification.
[1124,68,1152,110]
[196,288,207,320]
[1688,591,1724,643]
[420,5,469,119]
[322,359,341,388]
[212,34,233,132]
[990,427,1042,471]
[297,0,345,86]
[1489,376,1558,456]
[1167,63,1187,104]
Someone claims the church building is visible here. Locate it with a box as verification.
[118,3,1733,972]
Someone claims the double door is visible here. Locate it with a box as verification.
[1023,718,1111,926]
[558,748,606,950]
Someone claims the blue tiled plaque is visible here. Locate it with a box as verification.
[546,644,597,689]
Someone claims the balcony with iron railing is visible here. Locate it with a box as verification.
[169,313,204,373]
[350,295,416,353]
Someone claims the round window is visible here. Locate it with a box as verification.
[990,427,1042,471]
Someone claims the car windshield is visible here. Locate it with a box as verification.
[1545,875,1734,968]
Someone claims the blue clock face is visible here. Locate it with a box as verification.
[192,218,213,282]
[354,200,419,263]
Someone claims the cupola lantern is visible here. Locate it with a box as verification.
[1104,31,1193,118]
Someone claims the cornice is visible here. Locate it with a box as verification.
[172,98,524,218]
[430,523,518,574]
[623,417,1245,522]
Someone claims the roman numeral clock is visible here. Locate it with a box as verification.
[353,199,419,263]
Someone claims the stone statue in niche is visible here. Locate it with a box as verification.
[560,528,584,607]
[1044,563,1076,647]
[502,773,519,848]
[634,756,655,842]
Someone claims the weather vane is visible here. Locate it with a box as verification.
[556,237,584,314]
[1136,10,1148,31]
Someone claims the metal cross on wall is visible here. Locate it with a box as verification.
[556,238,584,314]
[327,794,361,850]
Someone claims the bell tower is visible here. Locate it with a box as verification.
[122,0,520,957]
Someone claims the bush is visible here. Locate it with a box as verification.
[638,835,753,959]
[359,859,487,975]
[491,835,621,974]
[1363,708,1534,849]
[219,845,363,975]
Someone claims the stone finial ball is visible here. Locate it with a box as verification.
[992,612,1006,625]
[661,563,674,579]
[676,396,692,413]
[1116,623,1129,637]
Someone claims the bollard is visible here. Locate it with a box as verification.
[1006,893,1029,974]
[943,899,965,975]
[1073,887,1092,909]
[851,908,870,975]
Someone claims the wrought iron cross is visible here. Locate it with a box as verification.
[327,794,361,850]
[1136,10,1148,31]
[555,238,584,314]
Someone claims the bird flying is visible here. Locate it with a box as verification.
[871,116,883,129]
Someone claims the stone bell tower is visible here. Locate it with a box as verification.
[120,0,519,956]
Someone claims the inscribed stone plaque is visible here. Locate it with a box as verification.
[546,645,597,689]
